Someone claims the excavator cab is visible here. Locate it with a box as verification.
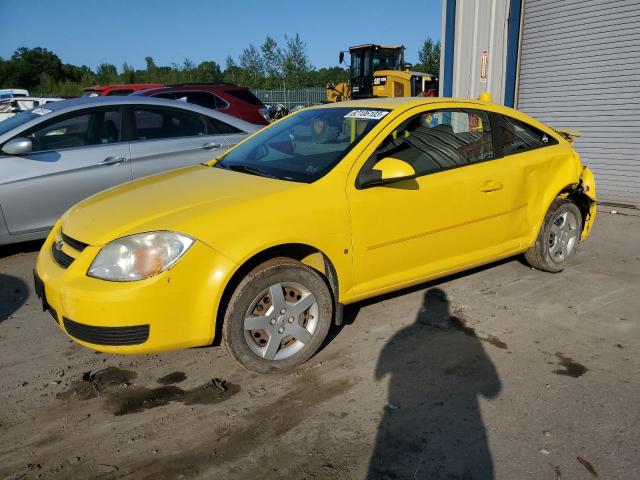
[326,44,439,102]
[349,44,404,99]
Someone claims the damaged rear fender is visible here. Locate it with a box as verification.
[576,166,596,240]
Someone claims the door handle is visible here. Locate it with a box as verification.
[480,181,503,192]
[99,156,129,166]
[201,142,222,150]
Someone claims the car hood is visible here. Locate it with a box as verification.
[61,165,297,248]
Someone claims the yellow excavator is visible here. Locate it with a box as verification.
[326,44,438,102]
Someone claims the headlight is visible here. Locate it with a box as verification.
[88,231,193,282]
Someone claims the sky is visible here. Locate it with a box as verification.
[0,0,442,71]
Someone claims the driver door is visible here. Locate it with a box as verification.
[347,106,518,297]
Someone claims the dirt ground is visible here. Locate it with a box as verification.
[1,206,639,480]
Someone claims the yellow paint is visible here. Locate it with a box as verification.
[35,97,596,355]
[374,157,415,180]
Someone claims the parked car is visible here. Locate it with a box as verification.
[0,96,259,245]
[0,88,29,100]
[0,96,63,122]
[82,84,162,97]
[132,83,270,125]
[35,97,596,373]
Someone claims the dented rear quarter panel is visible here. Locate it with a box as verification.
[508,138,584,249]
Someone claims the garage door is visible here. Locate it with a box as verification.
[516,0,640,206]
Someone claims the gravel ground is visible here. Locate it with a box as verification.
[0,206,638,480]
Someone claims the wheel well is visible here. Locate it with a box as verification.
[560,185,594,232]
[212,244,341,345]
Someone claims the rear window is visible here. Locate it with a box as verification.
[496,115,557,156]
[153,91,223,110]
[225,89,263,105]
[106,89,133,96]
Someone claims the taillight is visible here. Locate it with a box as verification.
[258,107,270,122]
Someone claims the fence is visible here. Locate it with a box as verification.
[252,88,326,108]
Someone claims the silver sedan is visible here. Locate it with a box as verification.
[0,96,260,245]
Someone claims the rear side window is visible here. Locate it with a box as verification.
[132,107,207,140]
[153,91,224,110]
[205,117,244,135]
[224,89,263,105]
[372,108,495,177]
[496,115,557,155]
[106,89,133,96]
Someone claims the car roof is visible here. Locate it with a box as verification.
[40,95,251,122]
[307,97,559,137]
[0,96,260,142]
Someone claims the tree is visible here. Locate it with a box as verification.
[8,47,64,90]
[415,38,441,76]
[122,62,136,83]
[239,44,264,85]
[282,34,312,87]
[194,61,223,83]
[96,63,118,84]
[261,36,283,87]
[145,56,157,72]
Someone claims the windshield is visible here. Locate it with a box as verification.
[216,107,389,182]
[372,49,402,71]
[0,110,42,137]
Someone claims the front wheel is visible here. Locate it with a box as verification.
[222,258,333,373]
[525,198,583,273]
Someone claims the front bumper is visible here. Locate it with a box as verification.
[35,226,235,354]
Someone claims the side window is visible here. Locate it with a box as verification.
[153,91,218,110]
[26,109,122,152]
[372,109,494,176]
[205,116,244,135]
[106,89,133,96]
[497,115,557,155]
[132,107,207,140]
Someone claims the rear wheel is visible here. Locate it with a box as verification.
[525,198,582,273]
[222,258,333,373]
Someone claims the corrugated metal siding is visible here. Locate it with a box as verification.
[517,0,640,206]
[447,0,511,103]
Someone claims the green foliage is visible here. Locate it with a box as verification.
[0,35,438,96]
[414,38,441,76]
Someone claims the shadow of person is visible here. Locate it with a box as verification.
[368,288,501,479]
[0,273,29,323]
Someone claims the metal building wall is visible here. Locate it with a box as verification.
[441,0,511,103]
[516,0,640,206]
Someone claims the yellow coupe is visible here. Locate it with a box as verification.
[35,97,596,373]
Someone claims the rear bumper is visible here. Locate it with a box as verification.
[35,226,235,354]
[580,165,597,240]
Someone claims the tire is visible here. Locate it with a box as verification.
[525,198,583,273]
[222,257,333,374]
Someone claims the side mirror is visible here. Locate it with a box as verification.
[2,137,32,156]
[358,157,416,188]
[339,52,345,64]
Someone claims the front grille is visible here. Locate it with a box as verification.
[61,232,88,252]
[52,243,74,268]
[63,318,150,346]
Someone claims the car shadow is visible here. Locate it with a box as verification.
[0,273,29,323]
[0,240,43,260]
[324,256,517,347]
[367,287,501,479]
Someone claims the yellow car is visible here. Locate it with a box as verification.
[35,97,596,373]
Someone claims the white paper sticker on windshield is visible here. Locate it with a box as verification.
[344,110,389,120]
[32,107,53,116]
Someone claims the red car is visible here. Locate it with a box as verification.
[83,84,163,97]
[132,83,270,125]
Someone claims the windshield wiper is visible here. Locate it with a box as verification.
[221,163,278,179]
